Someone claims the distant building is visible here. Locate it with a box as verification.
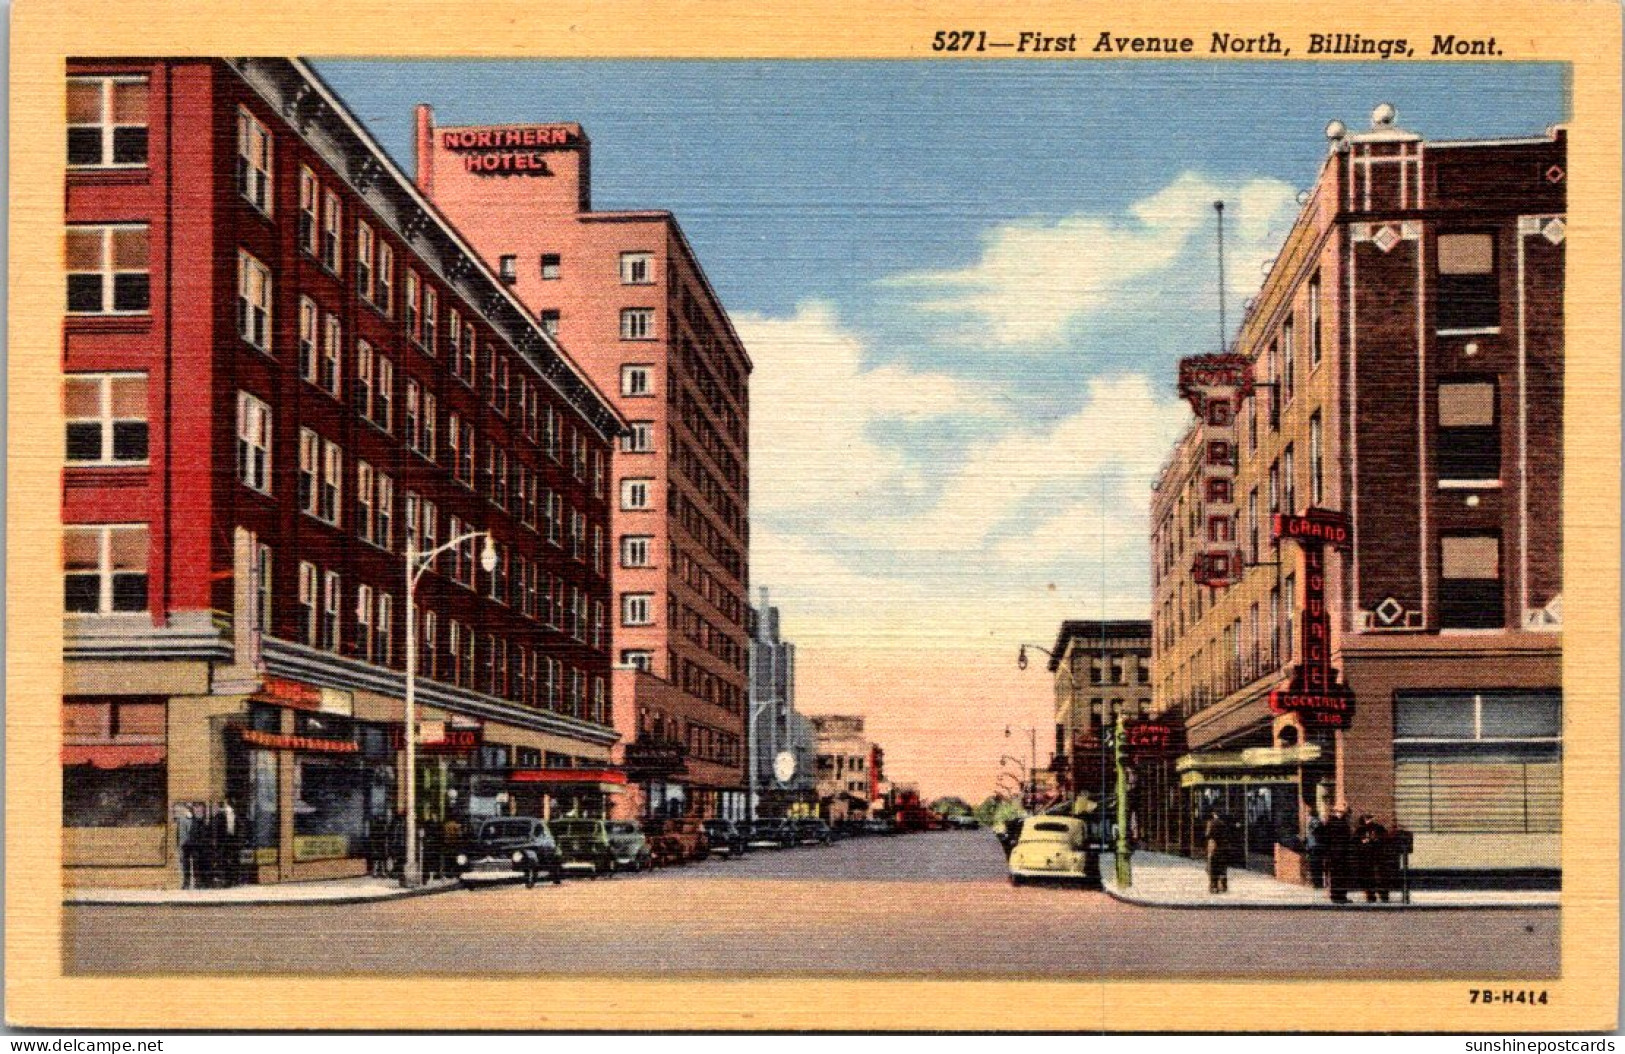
[1046,621,1153,803]
[747,589,815,816]
[809,714,875,821]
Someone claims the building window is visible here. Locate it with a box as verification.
[376,242,395,316]
[623,422,655,453]
[235,391,272,493]
[321,571,342,652]
[299,171,320,256]
[376,472,394,551]
[621,478,652,510]
[1206,441,1232,467]
[1281,444,1296,515]
[1283,573,1296,661]
[237,251,272,351]
[620,252,654,285]
[377,593,394,666]
[298,430,320,517]
[405,270,422,344]
[235,108,273,214]
[622,593,654,627]
[320,314,342,397]
[1437,232,1499,331]
[356,584,374,660]
[1440,533,1503,630]
[66,225,149,314]
[422,287,438,354]
[539,309,560,337]
[1247,489,1259,564]
[356,221,374,301]
[356,462,376,545]
[540,253,561,280]
[63,524,148,614]
[499,255,517,283]
[1207,516,1234,543]
[620,308,655,340]
[375,355,394,433]
[298,298,319,383]
[1281,315,1296,404]
[1438,380,1500,483]
[67,76,148,168]
[66,373,148,465]
[320,439,343,526]
[1309,411,1324,506]
[459,324,477,386]
[1204,478,1231,504]
[321,189,342,274]
[1308,274,1323,367]
[622,365,652,396]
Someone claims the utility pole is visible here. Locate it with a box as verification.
[1114,711,1132,888]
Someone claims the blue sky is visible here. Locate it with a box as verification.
[313,58,1564,793]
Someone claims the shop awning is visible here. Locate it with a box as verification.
[510,769,628,794]
[62,743,166,769]
[1175,744,1323,787]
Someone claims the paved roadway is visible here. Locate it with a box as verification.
[64,829,1557,978]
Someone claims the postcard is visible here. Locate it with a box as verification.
[7,0,1620,1034]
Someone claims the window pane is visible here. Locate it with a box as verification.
[113,273,150,312]
[111,127,148,165]
[111,227,148,268]
[109,529,148,570]
[64,574,100,612]
[111,573,149,612]
[63,530,100,569]
[66,229,103,270]
[1394,693,1477,740]
[66,81,102,123]
[63,377,102,417]
[1479,691,1561,739]
[112,422,149,461]
[112,80,148,122]
[66,423,104,461]
[67,275,103,312]
[1438,233,1493,275]
[110,375,147,416]
[1441,535,1499,579]
[67,128,103,166]
[1439,383,1495,427]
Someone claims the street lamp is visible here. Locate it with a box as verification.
[402,529,497,887]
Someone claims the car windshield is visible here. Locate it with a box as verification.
[607,823,636,835]
[1023,821,1077,841]
[551,821,598,836]
[479,820,535,841]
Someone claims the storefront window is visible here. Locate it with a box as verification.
[247,748,279,850]
[294,754,367,859]
[64,763,165,827]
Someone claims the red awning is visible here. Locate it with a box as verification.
[510,768,627,785]
[62,743,166,769]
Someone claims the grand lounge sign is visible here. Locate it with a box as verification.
[441,125,580,176]
[1179,354,1253,588]
[1269,508,1355,730]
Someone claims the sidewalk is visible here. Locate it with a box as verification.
[66,875,461,907]
[1101,851,1560,910]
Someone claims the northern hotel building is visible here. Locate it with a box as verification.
[63,58,633,887]
[411,106,753,821]
[1148,108,1565,886]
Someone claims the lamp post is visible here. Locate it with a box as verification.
[402,529,497,887]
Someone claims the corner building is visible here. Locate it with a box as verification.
[1149,109,1564,887]
[413,107,752,820]
[1044,621,1153,804]
[63,59,625,888]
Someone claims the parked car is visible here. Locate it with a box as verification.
[744,818,797,850]
[861,818,895,836]
[995,816,1027,856]
[643,817,709,865]
[946,815,981,830]
[550,818,618,877]
[834,818,869,839]
[793,818,833,845]
[702,819,746,858]
[605,820,653,872]
[1007,815,1097,886]
[455,817,563,889]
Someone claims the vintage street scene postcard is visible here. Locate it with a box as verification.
[5,0,1621,1036]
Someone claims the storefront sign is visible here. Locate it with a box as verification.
[254,676,352,716]
[387,723,482,754]
[441,125,579,176]
[292,834,350,861]
[1180,355,1253,588]
[624,740,687,778]
[239,728,358,754]
[1269,507,1355,730]
[1124,720,1182,757]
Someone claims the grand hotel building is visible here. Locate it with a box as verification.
[63,58,627,887]
[1148,108,1565,885]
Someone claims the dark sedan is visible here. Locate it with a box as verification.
[455,817,563,888]
[702,819,746,858]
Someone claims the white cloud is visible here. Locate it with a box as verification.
[882,172,1299,346]
[739,300,1004,517]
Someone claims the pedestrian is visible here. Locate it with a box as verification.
[1305,813,1327,889]
[1354,813,1390,903]
[217,800,239,887]
[1204,810,1230,894]
[174,802,199,889]
[1324,806,1352,904]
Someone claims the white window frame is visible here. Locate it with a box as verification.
[67,372,149,466]
[298,561,319,645]
[67,75,149,170]
[237,250,273,352]
[620,308,655,341]
[63,523,149,615]
[621,593,654,627]
[298,429,320,517]
[321,188,343,273]
[321,570,342,652]
[620,478,652,511]
[620,535,653,568]
[236,107,273,215]
[620,252,654,285]
[620,364,652,397]
[235,391,272,494]
[298,297,319,384]
[66,224,151,316]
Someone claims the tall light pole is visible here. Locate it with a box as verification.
[402,529,496,887]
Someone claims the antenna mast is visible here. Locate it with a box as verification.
[1214,200,1227,352]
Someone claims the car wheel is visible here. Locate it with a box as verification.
[1010,874,1024,887]
[525,868,537,889]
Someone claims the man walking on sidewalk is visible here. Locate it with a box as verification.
[1324,807,1352,904]
[1204,810,1230,894]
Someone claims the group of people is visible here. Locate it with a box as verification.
[174,801,243,889]
[361,814,468,881]
[1306,808,1407,903]
[1203,806,1409,902]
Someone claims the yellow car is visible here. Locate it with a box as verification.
[1007,815,1095,886]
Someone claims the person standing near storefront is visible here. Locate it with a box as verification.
[174,802,199,889]
[1354,813,1390,903]
[215,800,239,887]
[1204,810,1230,894]
[1324,807,1352,904]
[1305,812,1327,889]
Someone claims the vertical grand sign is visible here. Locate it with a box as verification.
[1269,508,1355,729]
[1178,354,1254,588]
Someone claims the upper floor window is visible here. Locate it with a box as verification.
[621,478,652,510]
[499,255,517,283]
[1438,380,1500,484]
[321,189,342,274]
[540,253,561,280]
[422,287,438,354]
[1308,274,1323,367]
[623,422,655,453]
[1437,233,1499,332]
[1440,533,1503,630]
[539,309,560,337]
[620,308,655,341]
[1281,315,1296,404]
[1309,411,1324,506]
[66,225,149,315]
[64,524,149,614]
[376,241,395,316]
[235,108,273,215]
[356,221,375,300]
[237,251,272,352]
[67,76,148,168]
[620,252,654,285]
[298,168,320,256]
[66,373,148,465]
[235,391,272,494]
[405,270,422,344]
[621,364,652,397]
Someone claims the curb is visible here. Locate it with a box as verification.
[1100,883,1561,911]
[65,879,461,908]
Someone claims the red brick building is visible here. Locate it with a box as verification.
[63,58,626,887]
[413,107,752,820]
[1148,107,1565,886]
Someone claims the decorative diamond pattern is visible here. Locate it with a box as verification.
[1371,225,1400,253]
[1374,596,1405,626]
[1545,164,1565,184]
[1542,217,1566,245]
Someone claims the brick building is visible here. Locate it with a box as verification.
[63,58,625,887]
[412,106,752,820]
[1044,621,1153,803]
[810,715,876,822]
[1148,107,1565,886]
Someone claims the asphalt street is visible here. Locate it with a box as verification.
[64,829,1558,978]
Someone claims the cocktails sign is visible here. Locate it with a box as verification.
[1269,508,1355,729]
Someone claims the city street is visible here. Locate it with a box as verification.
[64,830,1558,978]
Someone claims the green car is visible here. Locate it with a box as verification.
[549,818,618,877]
